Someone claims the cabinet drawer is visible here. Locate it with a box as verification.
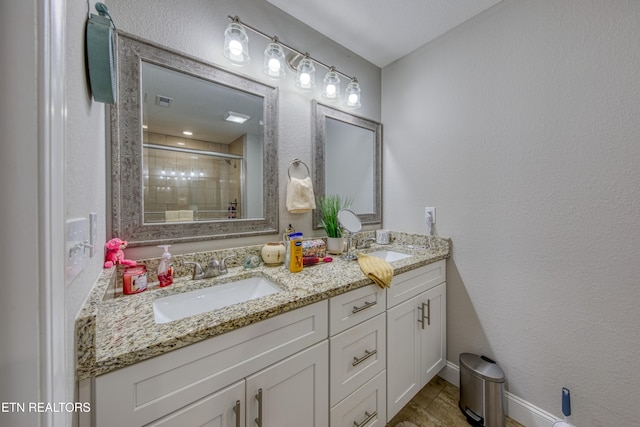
[330,370,386,427]
[329,284,386,336]
[387,260,445,308]
[94,300,327,426]
[330,313,386,406]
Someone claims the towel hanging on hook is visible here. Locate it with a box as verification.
[86,2,117,104]
[286,159,316,213]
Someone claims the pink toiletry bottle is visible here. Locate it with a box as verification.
[157,245,174,287]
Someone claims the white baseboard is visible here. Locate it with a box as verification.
[437,362,558,427]
[438,360,461,387]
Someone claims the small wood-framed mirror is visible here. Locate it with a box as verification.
[312,101,382,230]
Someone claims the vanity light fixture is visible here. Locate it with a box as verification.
[322,67,341,100]
[223,111,251,124]
[295,54,315,91]
[223,18,250,65]
[224,15,362,109]
[263,39,286,79]
[344,78,362,109]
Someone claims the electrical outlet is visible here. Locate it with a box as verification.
[425,207,436,224]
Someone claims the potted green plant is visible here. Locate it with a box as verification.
[317,194,350,254]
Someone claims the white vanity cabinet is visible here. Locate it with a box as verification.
[386,260,447,422]
[86,258,448,427]
[329,284,387,427]
[89,301,328,427]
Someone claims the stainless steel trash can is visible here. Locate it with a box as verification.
[459,353,505,427]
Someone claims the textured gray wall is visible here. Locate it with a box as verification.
[382,1,640,425]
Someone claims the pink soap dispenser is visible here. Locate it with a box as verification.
[157,245,174,287]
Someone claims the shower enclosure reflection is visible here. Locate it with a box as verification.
[141,60,264,224]
[143,138,244,222]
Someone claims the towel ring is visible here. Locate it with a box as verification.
[288,159,310,179]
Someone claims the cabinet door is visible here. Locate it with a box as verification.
[386,282,447,422]
[419,282,446,386]
[386,295,421,421]
[246,340,328,427]
[146,380,244,427]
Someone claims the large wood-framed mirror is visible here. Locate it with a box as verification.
[312,101,382,228]
[110,32,279,246]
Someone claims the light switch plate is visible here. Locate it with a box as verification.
[66,217,89,285]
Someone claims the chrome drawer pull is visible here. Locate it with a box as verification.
[233,400,241,427]
[352,300,377,314]
[426,299,431,326]
[255,388,262,427]
[353,410,377,427]
[417,300,431,329]
[352,349,377,366]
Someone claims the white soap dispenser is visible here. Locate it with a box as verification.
[157,245,174,287]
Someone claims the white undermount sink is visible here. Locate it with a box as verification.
[366,250,412,262]
[153,276,283,324]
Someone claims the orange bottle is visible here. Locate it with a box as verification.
[289,233,303,272]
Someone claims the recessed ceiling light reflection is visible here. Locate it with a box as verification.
[223,111,251,124]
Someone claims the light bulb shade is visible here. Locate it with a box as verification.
[223,23,250,65]
[344,79,361,109]
[295,58,315,91]
[322,70,341,100]
[263,43,286,79]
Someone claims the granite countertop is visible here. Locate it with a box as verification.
[76,233,450,380]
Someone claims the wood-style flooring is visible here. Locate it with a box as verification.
[386,376,526,427]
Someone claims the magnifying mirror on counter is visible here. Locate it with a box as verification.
[338,209,361,261]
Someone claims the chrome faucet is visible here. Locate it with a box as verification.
[357,237,376,249]
[218,255,234,274]
[184,256,234,280]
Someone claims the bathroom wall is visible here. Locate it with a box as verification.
[64,0,110,415]
[382,0,640,425]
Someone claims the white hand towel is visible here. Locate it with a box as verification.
[286,176,316,213]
